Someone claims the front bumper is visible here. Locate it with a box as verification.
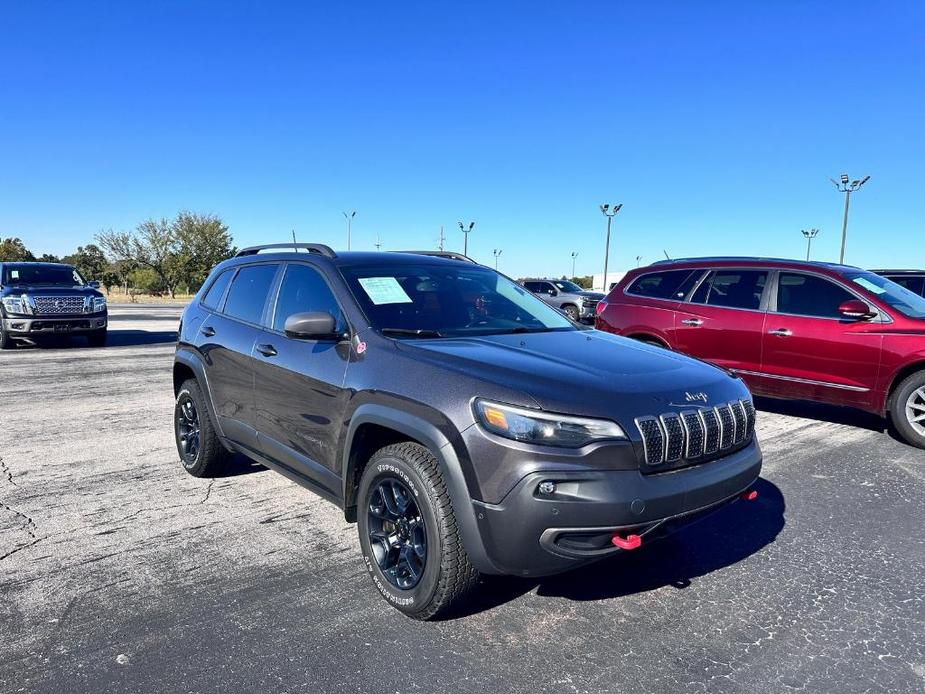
[578,302,598,320]
[2,314,107,336]
[470,439,762,576]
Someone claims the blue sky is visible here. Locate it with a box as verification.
[1,1,922,279]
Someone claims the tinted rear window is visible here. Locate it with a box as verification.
[885,275,925,297]
[627,270,698,300]
[223,264,279,324]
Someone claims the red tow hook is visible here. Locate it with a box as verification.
[611,533,642,550]
[741,489,758,501]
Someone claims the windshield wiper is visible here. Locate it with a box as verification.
[380,328,444,338]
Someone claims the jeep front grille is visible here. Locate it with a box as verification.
[32,296,86,315]
[635,399,755,471]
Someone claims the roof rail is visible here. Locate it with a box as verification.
[235,243,337,258]
[394,250,478,263]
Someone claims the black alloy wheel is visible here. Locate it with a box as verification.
[176,394,202,466]
[367,477,427,589]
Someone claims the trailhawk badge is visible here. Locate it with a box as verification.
[684,391,709,403]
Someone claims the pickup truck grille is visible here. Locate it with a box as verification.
[33,296,86,315]
[635,399,755,471]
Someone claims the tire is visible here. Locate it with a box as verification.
[888,370,925,449]
[174,378,230,476]
[0,323,11,349]
[562,304,579,321]
[357,442,479,620]
[87,329,107,347]
[632,336,667,349]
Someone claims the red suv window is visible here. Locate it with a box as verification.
[690,270,768,310]
[776,273,856,318]
[626,269,700,300]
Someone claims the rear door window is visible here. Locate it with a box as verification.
[627,270,699,300]
[691,270,768,310]
[272,264,344,333]
[223,264,279,325]
[776,273,856,318]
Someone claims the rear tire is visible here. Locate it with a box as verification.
[889,370,925,449]
[174,379,230,476]
[87,329,107,347]
[357,442,479,620]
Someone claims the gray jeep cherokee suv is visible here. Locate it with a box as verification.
[0,262,108,348]
[173,244,762,619]
[520,278,604,322]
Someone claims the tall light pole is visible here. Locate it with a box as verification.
[830,174,870,264]
[438,225,445,251]
[599,203,622,291]
[635,255,642,267]
[570,251,579,278]
[801,228,820,261]
[375,234,382,251]
[342,210,356,251]
[458,221,475,256]
[493,248,503,269]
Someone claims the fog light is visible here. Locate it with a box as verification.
[538,481,557,495]
[11,322,24,330]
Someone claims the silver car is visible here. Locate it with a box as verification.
[520,278,604,322]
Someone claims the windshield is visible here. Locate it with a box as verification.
[2,264,85,287]
[845,271,925,319]
[341,263,577,337]
[553,280,584,293]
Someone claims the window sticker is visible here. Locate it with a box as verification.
[358,277,413,305]
[853,277,887,295]
[11,270,19,279]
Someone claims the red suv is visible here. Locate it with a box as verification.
[596,257,925,448]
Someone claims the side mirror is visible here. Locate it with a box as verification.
[87,280,101,289]
[284,311,340,339]
[547,288,558,296]
[838,299,875,320]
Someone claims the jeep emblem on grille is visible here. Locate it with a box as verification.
[684,391,708,403]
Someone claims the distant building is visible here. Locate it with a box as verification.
[592,270,627,292]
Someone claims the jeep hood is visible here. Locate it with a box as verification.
[396,329,749,421]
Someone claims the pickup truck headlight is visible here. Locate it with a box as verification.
[92,296,107,312]
[474,399,626,448]
[1,296,31,315]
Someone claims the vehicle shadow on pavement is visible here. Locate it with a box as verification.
[454,478,785,618]
[754,396,885,433]
[213,453,268,478]
[6,330,177,349]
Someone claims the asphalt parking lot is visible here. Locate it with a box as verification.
[1,305,923,694]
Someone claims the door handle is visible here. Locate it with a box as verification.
[256,343,278,357]
[200,326,215,337]
[768,328,792,337]
[681,318,703,327]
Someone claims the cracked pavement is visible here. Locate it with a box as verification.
[1,305,923,693]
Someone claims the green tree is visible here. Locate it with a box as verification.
[38,253,61,263]
[569,275,593,289]
[62,244,111,285]
[173,211,235,293]
[0,238,36,262]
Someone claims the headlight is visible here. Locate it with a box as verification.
[473,399,626,448]
[1,296,30,315]
[93,296,107,312]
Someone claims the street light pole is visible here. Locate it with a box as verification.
[493,249,503,270]
[570,251,579,278]
[801,228,820,261]
[458,221,475,256]
[830,174,870,264]
[375,234,382,251]
[342,210,356,251]
[599,203,623,291]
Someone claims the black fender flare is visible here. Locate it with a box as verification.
[173,348,225,439]
[342,403,502,575]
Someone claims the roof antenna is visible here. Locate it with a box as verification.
[663,249,671,260]
[292,229,299,252]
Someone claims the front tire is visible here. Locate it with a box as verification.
[174,379,230,476]
[357,442,479,620]
[562,304,579,321]
[889,371,925,449]
[0,323,12,349]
